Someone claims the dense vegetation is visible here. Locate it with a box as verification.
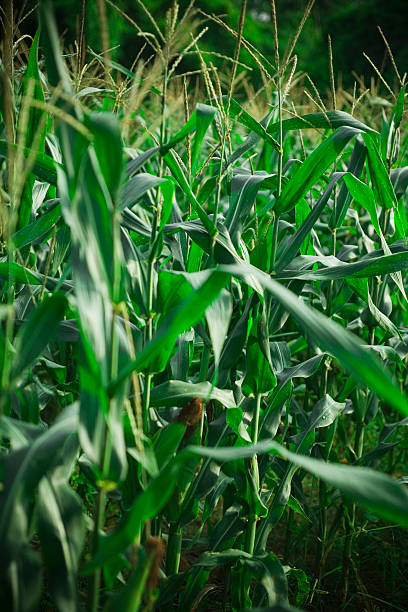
[14,0,408,92]
[1,1,408,610]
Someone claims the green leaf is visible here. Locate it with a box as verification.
[195,549,288,605]
[12,202,61,249]
[119,173,167,211]
[344,173,382,237]
[190,103,217,174]
[108,270,229,388]
[153,423,186,470]
[227,173,272,245]
[226,110,275,168]
[0,405,79,553]
[150,380,236,409]
[10,293,67,382]
[225,97,281,152]
[179,271,233,368]
[160,103,217,162]
[0,140,59,185]
[37,478,85,612]
[332,137,366,227]
[243,314,277,396]
[85,112,123,199]
[277,251,408,281]
[185,439,408,528]
[267,110,377,135]
[164,150,218,237]
[276,173,345,272]
[274,127,360,216]
[104,548,152,612]
[0,261,72,291]
[221,263,408,416]
[18,29,49,230]
[81,460,185,573]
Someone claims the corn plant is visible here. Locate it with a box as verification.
[1,1,408,610]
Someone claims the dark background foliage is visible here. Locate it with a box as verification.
[12,0,408,93]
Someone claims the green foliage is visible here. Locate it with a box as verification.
[1,2,408,611]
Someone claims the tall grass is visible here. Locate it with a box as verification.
[1,1,408,610]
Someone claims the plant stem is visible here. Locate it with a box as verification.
[88,488,107,612]
[270,212,279,272]
[88,426,112,612]
[166,524,182,576]
[88,188,121,611]
[342,399,365,603]
[143,63,168,435]
[245,393,262,555]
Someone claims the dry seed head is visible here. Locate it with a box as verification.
[174,397,203,438]
[198,10,274,81]
[283,54,298,97]
[377,26,402,85]
[282,0,315,72]
[363,52,394,98]
[145,536,165,591]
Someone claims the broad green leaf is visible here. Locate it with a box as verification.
[332,137,366,227]
[81,459,185,573]
[186,439,408,528]
[179,271,233,368]
[227,173,273,245]
[37,478,85,612]
[274,127,360,216]
[153,423,186,470]
[276,251,408,281]
[190,103,217,174]
[276,173,345,272]
[221,263,408,416]
[0,405,79,552]
[156,270,193,317]
[204,289,233,369]
[18,29,49,230]
[226,110,275,168]
[363,133,399,214]
[344,173,407,299]
[0,261,72,291]
[85,112,123,200]
[0,140,59,185]
[195,549,288,606]
[160,103,217,165]
[243,315,277,396]
[224,97,281,152]
[77,321,128,482]
[364,132,406,243]
[119,173,167,211]
[164,150,217,237]
[344,173,383,238]
[0,416,43,450]
[104,548,152,612]
[267,110,376,135]
[150,380,236,409]
[108,270,229,388]
[10,293,67,382]
[12,202,61,249]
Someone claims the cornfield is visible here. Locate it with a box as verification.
[1,1,408,610]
